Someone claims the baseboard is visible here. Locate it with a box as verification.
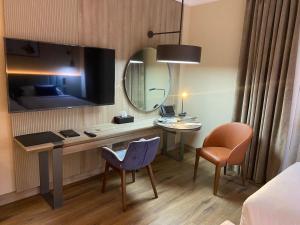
[184,144,196,152]
[0,187,40,207]
[168,143,195,152]
[0,168,102,207]
[63,168,102,186]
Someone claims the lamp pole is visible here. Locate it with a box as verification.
[147,0,185,43]
[179,0,185,45]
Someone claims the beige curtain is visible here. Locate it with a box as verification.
[234,0,300,183]
[282,87,300,167]
[282,38,300,169]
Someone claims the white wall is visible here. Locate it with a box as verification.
[0,0,15,195]
[179,0,246,147]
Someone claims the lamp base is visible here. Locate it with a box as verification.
[178,112,187,117]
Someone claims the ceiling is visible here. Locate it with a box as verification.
[175,0,220,6]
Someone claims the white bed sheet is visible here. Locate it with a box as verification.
[240,162,300,225]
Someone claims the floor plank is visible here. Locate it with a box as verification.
[0,152,258,225]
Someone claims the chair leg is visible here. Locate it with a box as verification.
[193,153,200,181]
[241,162,246,186]
[224,165,227,175]
[121,170,127,211]
[146,164,158,198]
[102,161,110,193]
[213,165,221,195]
[132,171,136,183]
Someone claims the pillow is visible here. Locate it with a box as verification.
[20,86,36,96]
[35,85,58,96]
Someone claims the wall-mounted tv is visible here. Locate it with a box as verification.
[5,38,115,112]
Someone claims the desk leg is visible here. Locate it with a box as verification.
[52,147,63,209]
[179,133,185,161]
[39,151,50,194]
[162,131,184,161]
[38,147,63,209]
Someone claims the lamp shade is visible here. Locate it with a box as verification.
[157,44,201,64]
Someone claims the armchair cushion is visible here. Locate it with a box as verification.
[197,147,232,166]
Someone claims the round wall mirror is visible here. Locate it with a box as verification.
[124,48,171,112]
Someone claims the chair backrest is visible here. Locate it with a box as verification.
[122,137,160,170]
[203,123,253,165]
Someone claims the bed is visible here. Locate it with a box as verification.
[240,162,300,225]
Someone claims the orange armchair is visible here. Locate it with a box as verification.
[193,122,253,195]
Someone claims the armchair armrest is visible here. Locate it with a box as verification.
[101,146,124,162]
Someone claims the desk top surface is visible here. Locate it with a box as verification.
[155,117,202,132]
[14,118,159,153]
[15,116,202,153]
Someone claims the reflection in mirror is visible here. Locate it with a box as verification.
[124,48,170,112]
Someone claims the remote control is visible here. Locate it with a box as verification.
[84,131,97,138]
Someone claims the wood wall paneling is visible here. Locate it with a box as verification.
[4,0,181,192]
[0,0,15,195]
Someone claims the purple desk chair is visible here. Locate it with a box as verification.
[101,137,160,211]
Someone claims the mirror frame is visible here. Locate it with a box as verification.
[123,47,171,113]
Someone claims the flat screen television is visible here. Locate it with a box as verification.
[5,38,115,112]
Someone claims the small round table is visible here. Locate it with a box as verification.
[155,117,202,161]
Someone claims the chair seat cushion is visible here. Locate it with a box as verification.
[115,149,127,161]
[197,147,232,166]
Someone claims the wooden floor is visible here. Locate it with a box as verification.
[0,151,258,225]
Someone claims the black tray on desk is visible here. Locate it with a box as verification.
[15,131,64,147]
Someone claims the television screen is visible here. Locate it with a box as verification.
[5,38,115,112]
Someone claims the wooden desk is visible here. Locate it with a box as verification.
[155,117,202,161]
[14,118,161,209]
